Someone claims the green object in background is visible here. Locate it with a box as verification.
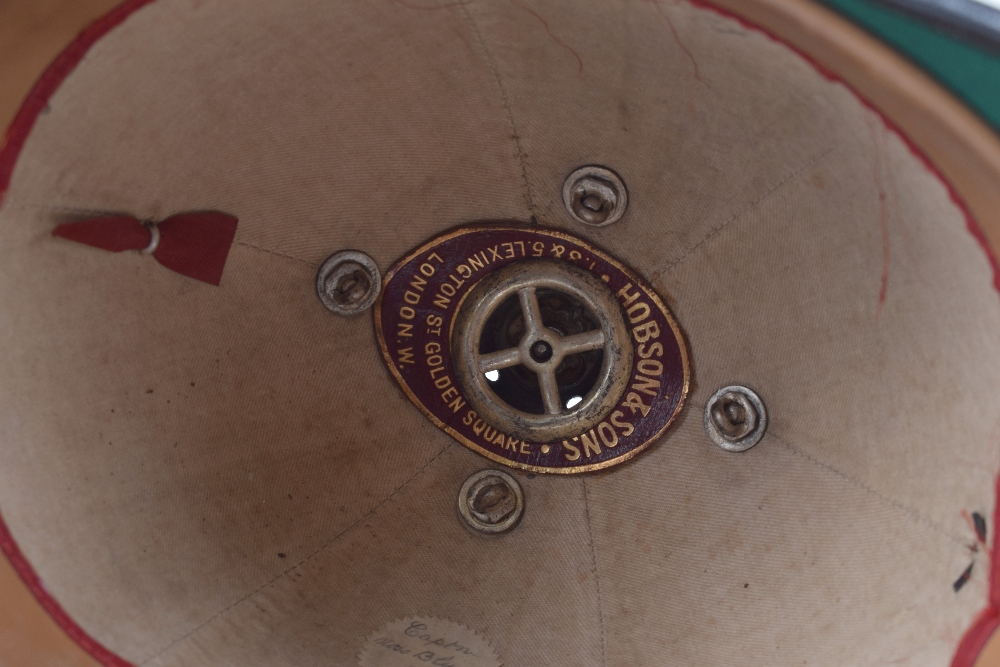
[820,0,1000,132]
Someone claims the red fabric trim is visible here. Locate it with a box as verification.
[52,215,150,252]
[0,0,997,665]
[952,457,1000,666]
[0,2,156,665]
[683,3,1000,664]
[0,514,132,667]
[0,0,158,207]
[687,0,1000,298]
[154,212,239,286]
[680,5,1000,664]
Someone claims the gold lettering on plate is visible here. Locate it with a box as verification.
[561,409,635,462]
[423,342,465,413]
[462,410,530,455]
[615,282,669,419]
[359,617,501,667]
[555,282,673,461]
[380,228,688,473]
[429,241,564,312]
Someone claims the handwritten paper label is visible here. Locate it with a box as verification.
[359,616,501,667]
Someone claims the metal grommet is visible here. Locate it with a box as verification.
[562,165,628,227]
[704,385,768,452]
[316,250,381,316]
[451,259,633,442]
[457,469,524,534]
[140,222,160,255]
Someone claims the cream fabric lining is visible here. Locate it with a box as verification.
[0,0,998,664]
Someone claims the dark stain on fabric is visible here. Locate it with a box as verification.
[953,562,974,592]
[865,113,891,320]
[973,511,987,544]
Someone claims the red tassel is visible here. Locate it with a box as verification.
[153,213,238,286]
[53,212,238,286]
[52,215,149,252]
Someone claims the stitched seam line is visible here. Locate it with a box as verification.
[771,433,967,549]
[233,241,316,267]
[582,477,609,667]
[1,199,319,268]
[139,444,452,665]
[693,403,970,550]
[458,3,537,217]
[652,145,835,281]
[693,406,970,550]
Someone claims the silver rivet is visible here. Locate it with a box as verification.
[704,385,768,452]
[458,469,524,534]
[316,250,381,316]
[140,222,160,255]
[562,165,628,227]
